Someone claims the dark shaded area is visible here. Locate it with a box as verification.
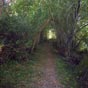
[0,82,15,88]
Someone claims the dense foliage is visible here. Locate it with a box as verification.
[0,0,88,87]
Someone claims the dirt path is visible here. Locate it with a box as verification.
[36,44,64,88]
[15,43,64,88]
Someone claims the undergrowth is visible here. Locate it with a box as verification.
[56,56,79,88]
[0,47,42,88]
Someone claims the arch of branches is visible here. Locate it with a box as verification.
[0,0,88,57]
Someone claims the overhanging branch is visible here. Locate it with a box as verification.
[80,23,88,29]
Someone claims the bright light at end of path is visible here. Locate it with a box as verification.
[48,30,52,39]
[47,30,56,39]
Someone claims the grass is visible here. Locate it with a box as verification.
[56,56,79,88]
[0,60,35,87]
[77,55,88,71]
[0,47,43,88]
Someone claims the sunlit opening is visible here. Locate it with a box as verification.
[47,29,56,39]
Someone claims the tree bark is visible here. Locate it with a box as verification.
[31,18,50,53]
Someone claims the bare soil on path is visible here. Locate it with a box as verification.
[36,43,64,88]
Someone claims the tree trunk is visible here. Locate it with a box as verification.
[31,18,50,53]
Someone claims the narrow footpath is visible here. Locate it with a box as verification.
[36,44,64,88]
[11,43,77,88]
